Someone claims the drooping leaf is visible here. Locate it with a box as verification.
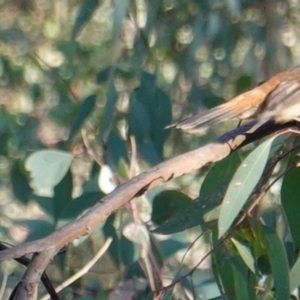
[105,129,129,170]
[71,0,100,40]
[25,150,73,190]
[103,214,120,268]
[98,72,118,138]
[281,149,300,249]
[218,135,283,238]
[260,224,290,300]
[231,255,251,300]
[128,72,172,164]
[112,0,130,43]
[211,228,236,298]
[290,253,300,292]
[231,237,255,273]
[68,94,96,141]
[120,235,140,266]
[52,169,73,221]
[10,161,32,204]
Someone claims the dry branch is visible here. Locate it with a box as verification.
[0,120,295,299]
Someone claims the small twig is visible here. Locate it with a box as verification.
[31,53,79,102]
[81,129,104,167]
[0,269,8,300]
[1,120,296,299]
[129,135,137,179]
[160,237,224,292]
[40,237,112,300]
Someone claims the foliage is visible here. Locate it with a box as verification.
[1,0,300,299]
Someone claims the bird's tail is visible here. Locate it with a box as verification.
[166,99,251,133]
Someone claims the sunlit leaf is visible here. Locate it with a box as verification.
[218,136,281,238]
[112,0,130,43]
[231,237,255,273]
[290,254,300,292]
[25,150,73,190]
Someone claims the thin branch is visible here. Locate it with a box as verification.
[0,269,8,300]
[0,120,296,300]
[40,237,112,300]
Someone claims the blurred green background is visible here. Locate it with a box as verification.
[1,0,300,299]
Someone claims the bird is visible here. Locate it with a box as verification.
[167,66,300,133]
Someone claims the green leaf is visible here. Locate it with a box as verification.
[103,214,120,268]
[290,254,300,291]
[99,72,118,138]
[60,192,103,220]
[120,235,140,266]
[19,220,55,241]
[218,136,279,238]
[201,151,242,194]
[71,0,100,40]
[68,94,96,141]
[231,237,255,273]
[153,152,240,234]
[151,190,192,225]
[152,186,224,234]
[112,0,130,43]
[31,194,54,218]
[10,161,32,204]
[211,229,236,298]
[153,153,241,235]
[260,224,290,300]
[231,255,251,300]
[25,150,73,190]
[105,129,129,170]
[235,74,253,95]
[281,151,300,249]
[52,169,73,221]
[128,72,172,164]
[96,66,111,84]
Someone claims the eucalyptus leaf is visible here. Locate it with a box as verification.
[25,150,73,190]
[218,135,283,238]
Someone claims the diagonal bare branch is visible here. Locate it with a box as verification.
[1,120,296,300]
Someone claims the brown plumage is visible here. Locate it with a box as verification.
[168,66,300,133]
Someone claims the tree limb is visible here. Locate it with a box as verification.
[1,120,296,300]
